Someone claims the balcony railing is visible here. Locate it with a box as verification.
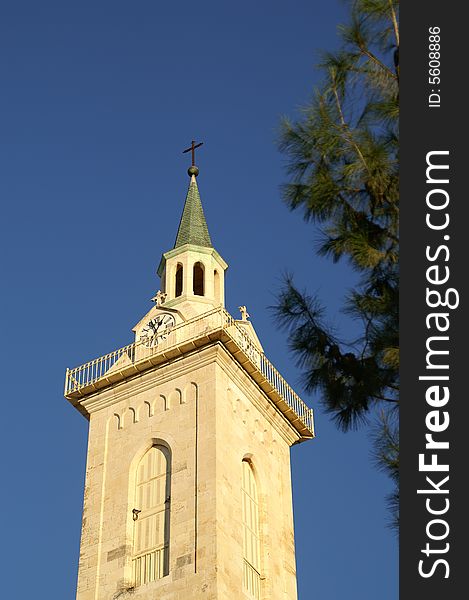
[243,559,261,599]
[133,546,168,586]
[64,306,314,437]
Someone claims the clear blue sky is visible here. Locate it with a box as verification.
[0,1,397,598]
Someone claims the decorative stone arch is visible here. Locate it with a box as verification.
[112,413,122,431]
[124,407,137,427]
[169,388,183,406]
[138,400,152,420]
[153,394,168,414]
[127,435,177,486]
[184,381,198,404]
[254,418,263,443]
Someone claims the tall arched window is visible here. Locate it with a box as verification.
[193,262,204,296]
[242,460,261,599]
[132,445,171,586]
[175,264,183,297]
[214,269,220,303]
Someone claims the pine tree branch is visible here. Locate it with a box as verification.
[277,0,400,525]
[329,72,372,176]
[375,395,399,403]
[388,0,399,47]
[358,44,397,80]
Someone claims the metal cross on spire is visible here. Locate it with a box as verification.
[183,140,203,167]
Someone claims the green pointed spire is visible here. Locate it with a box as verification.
[174,174,213,249]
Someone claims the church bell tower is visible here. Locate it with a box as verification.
[65,151,315,600]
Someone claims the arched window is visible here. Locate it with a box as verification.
[132,445,170,586]
[214,269,220,303]
[175,264,183,297]
[242,460,261,599]
[193,262,204,296]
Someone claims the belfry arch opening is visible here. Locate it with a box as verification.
[214,269,220,303]
[193,262,204,296]
[175,264,183,297]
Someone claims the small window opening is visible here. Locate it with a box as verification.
[193,262,204,296]
[175,264,183,297]
[214,269,220,302]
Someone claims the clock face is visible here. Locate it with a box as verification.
[139,313,176,348]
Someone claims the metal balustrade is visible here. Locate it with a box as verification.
[243,559,261,599]
[65,306,314,436]
[132,546,167,586]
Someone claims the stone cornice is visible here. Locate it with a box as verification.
[157,244,228,277]
[79,345,220,416]
[65,307,314,440]
[77,342,301,446]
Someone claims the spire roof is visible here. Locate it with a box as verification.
[174,174,213,249]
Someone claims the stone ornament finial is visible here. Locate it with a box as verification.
[151,290,167,307]
[238,306,250,321]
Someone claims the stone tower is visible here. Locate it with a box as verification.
[65,163,315,600]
